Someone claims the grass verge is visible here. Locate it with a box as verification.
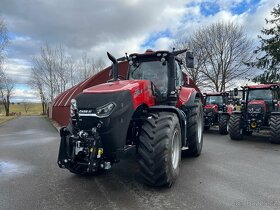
[0,116,17,125]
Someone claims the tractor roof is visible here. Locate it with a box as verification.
[244,84,280,89]
[129,49,185,61]
[129,49,171,58]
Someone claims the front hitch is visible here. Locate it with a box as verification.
[57,127,111,174]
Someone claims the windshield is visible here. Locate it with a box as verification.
[129,60,168,95]
[205,95,223,105]
[247,89,272,101]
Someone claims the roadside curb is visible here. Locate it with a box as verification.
[47,117,61,132]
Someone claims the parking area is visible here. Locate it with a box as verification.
[0,116,279,210]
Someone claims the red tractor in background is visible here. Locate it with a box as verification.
[58,49,204,187]
[203,92,235,134]
[229,84,280,143]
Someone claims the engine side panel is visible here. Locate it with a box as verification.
[83,80,155,109]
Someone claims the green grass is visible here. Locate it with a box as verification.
[0,103,43,116]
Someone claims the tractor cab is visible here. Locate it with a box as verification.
[204,92,229,111]
[229,84,280,143]
[127,49,193,105]
[203,92,233,134]
[246,86,275,113]
[241,84,280,128]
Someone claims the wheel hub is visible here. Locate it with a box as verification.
[171,129,180,169]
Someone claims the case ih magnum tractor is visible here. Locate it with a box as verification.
[229,84,280,143]
[58,49,204,187]
[203,92,234,134]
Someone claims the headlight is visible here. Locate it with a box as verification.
[96,102,116,117]
[70,99,77,117]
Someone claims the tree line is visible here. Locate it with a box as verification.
[29,44,105,114]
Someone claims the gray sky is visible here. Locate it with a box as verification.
[0,0,277,102]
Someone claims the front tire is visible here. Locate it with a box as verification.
[219,114,229,135]
[229,114,243,140]
[183,99,203,157]
[138,112,181,187]
[270,115,280,144]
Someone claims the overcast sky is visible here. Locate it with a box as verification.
[0,0,278,102]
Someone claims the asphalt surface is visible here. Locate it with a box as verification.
[0,116,280,210]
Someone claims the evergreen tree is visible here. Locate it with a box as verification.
[252,4,280,83]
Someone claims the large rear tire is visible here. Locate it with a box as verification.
[270,115,280,144]
[183,99,203,157]
[219,114,229,135]
[138,112,181,187]
[229,114,243,140]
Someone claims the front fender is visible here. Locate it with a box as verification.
[177,87,202,108]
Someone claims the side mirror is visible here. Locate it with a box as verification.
[186,52,194,68]
[233,88,238,96]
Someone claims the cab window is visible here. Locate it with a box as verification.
[175,60,182,87]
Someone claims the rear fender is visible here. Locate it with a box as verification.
[148,106,187,147]
[177,89,202,146]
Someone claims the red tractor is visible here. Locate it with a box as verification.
[203,92,234,134]
[229,84,280,143]
[58,49,204,187]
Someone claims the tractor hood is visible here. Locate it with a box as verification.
[83,80,143,94]
[204,104,218,110]
[81,79,155,110]
[247,100,266,112]
[248,100,266,106]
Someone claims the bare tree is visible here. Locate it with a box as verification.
[32,43,57,101]
[67,57,77,87]
[79,52,105,81]
[55,44,70,93]
[172,39,207,88]
[22,99,31,113]
[0,68,15,116]
[31,43,106,107]
[91,58,106,75]
[189,22,254,92]
[28,68,48,115]
[79,52,92,81]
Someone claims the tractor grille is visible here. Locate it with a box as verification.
[204,108,214,116]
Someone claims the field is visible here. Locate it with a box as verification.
[0,103,43,117]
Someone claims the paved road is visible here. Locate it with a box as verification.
[0,116,279,210]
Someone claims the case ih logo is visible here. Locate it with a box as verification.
[79,109,93,114]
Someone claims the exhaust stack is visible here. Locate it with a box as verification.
[107,52,119,81]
